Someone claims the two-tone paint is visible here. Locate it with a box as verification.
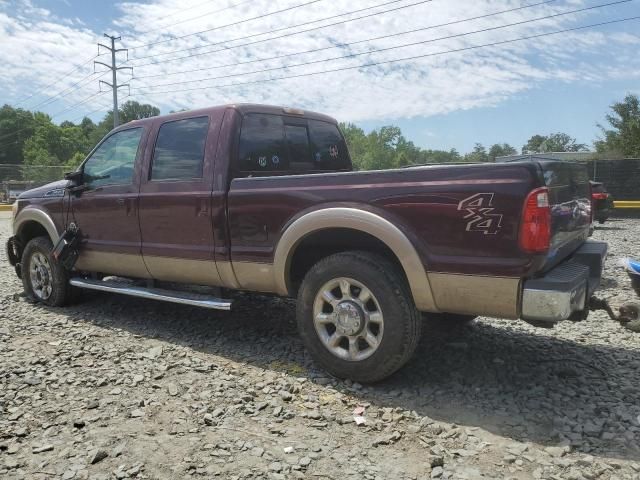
[11,104,592,320]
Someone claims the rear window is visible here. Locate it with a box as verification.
[308,119,349,171]
[237,113,350,175]
[151,116,209,181]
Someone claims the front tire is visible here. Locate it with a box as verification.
[21,236,75,307]
[296,251,422,383]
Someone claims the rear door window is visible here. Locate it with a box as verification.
[238,114,287,172]
[151,116,209,181]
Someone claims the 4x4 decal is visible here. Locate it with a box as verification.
[457,193,503,235]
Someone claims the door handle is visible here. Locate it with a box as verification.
[117,197,135,216]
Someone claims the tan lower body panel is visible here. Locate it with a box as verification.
[428,273,521,319]
[232,261,277,293]
[143,255,223,286]
[74,251,151,279]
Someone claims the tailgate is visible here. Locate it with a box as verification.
[540,160,591,270]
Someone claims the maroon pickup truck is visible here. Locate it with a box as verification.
[7,104,607,382]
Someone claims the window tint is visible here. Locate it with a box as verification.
[237,114,351,175]
[84,128,142,188]
[238,114,286,172]
[285,125,312,171]
[151,116,209,180]
[308,120,351,171]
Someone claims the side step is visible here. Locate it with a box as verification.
[69,278,232,311]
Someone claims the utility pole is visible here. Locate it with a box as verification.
[95,34,132,129]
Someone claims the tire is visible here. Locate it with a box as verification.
[296,251,422,383]
[21,236,76,307]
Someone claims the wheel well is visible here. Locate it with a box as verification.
[288,228,408,295]
[17,221,50,247]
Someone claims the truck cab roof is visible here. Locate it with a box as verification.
[122,104,338,130]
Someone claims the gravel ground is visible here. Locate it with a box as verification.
[1,214,639,480]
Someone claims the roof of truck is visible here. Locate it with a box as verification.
[122,103,338,129]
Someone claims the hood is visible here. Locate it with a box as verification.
[18,179,69,199]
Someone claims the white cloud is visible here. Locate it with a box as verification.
[1,0,639,123]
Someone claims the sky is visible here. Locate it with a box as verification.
[0,0,639,153]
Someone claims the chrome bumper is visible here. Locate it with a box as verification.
[521,241,607,323]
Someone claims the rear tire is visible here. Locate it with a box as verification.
[296,251,422,383]
[21,236,77,307]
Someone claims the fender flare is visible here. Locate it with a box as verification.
[13,207,60,243]
[273,207,437,312]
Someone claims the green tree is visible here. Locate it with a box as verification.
[595,94,640,157]
[488,143,517,161]
[465,143,489,162]
[341,123,467,169]
[0,105,37,178]
[91,100,161,147]
[65,152,86,171]
[21,116,92,182]
[522,133,586,154]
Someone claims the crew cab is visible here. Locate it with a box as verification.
[6,104,607,382]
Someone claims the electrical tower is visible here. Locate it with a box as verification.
[95,34,132,128]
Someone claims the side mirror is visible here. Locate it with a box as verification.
[64,170,89,195]
[64,170,83,185]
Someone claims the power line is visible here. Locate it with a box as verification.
[134,0,558,81]
[131,0,257,38]
[134,0,630,90]
[129,0,324,51]
[12,54,102,107]
[129,0,422,65]
[132,15,640,96]
[25,71,106,112]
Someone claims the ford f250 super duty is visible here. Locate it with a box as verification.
[6,104,607,382]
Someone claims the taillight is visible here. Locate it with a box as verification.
[519,187,551,253]
[592,192,608,200]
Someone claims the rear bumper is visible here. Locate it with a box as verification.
[521,241,607,322]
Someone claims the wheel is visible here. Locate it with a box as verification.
[296,251,422,383]
[21,236,76,307]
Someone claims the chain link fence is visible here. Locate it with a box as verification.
[0,165,67,203]
[589,158,640,201]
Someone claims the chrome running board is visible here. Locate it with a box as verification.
[69,278,232,311]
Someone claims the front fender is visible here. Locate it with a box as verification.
[14,207,60,243]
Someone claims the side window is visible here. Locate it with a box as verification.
[84,128,143,189]
[308,120,351,171]
[151,116,209,181]
[238,114,286,172]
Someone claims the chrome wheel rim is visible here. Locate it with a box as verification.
[313,277,384,362]
[29,252,53,300]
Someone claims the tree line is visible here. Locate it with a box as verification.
[341,94,639,170]
[0,101,160,181]
[0,94,638,181]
